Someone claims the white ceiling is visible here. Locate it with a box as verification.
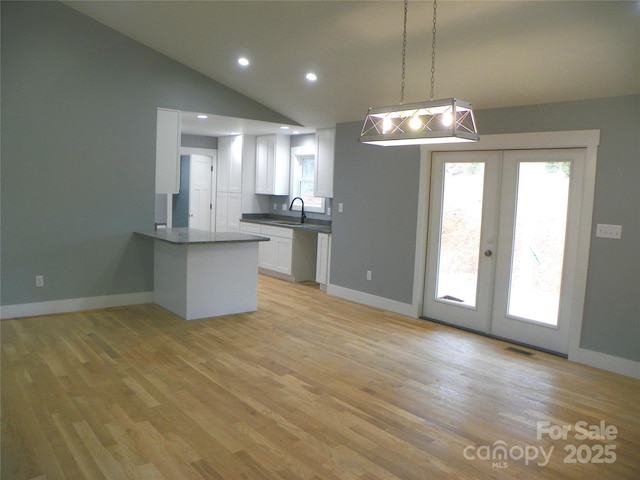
[64,1,640,134]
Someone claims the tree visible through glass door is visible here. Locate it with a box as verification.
[436,162,485,308]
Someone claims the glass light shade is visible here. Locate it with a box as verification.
[359,98,479,146]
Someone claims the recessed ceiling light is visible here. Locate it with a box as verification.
[196,114,208,119]
[305,72,318,82]
[280,126,290,130]
[237,57,250,67]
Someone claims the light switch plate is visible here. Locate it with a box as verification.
[596,224,622,239]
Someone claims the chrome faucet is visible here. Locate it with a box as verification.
[289,196,306,223]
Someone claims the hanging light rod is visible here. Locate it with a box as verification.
[359,0,478,146]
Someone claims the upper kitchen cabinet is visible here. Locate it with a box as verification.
[255,134,290,195]
[314,128,335,198]
[217,135,243,193]
[155,108,181,194]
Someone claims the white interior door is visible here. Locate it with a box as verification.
[423,148,587,355]
[189,154,214,231]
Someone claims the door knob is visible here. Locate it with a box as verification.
[484,250,493,257]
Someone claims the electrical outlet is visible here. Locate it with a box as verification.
[282,203,287,211]
[35,275,44,287]
[366,270,372,281]
[338,203,344,213]
[273,202,277,210]
[596,224,622,239]
[327,207,331,215]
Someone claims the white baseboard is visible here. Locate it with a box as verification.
[0,292,154,319]
[570,347,640,380]
[326,283,417,317]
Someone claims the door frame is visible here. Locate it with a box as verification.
[412,130,599,363]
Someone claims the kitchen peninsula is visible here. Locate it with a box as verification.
[136,228,268,320]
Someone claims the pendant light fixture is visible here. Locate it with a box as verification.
[359,0,479,146]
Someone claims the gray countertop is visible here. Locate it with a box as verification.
[135,228,269,245]
[241,214,332,234]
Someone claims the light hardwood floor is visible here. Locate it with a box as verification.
[2,275,639,479]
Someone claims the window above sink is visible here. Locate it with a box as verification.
[290,146,325,213]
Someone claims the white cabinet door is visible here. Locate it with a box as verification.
[256,135,275,194]
[255,134,290,195]
[316,233,331,284]
[314,128,335,198]
[155,108,181,194]
[215,192,242,232]
[218,136,243,193]
[215,191,229,232]
[255,135,273,194]
[260,234,276,270]
[257,225,293,274]
[217,137,231,192]
[227,192,242,232]
[229,136,243,193]
[274,237,293,274]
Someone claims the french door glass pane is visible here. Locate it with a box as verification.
[508,162,571,325]
[436,162,485,307]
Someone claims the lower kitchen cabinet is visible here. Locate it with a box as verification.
[240,222,317,282]
[261,232,292,274]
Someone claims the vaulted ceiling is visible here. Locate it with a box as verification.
[64,1,640,131]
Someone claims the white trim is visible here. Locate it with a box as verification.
[566,139,599,365]
[418,130,600,152]
[0,292,154,320]
[180,146,217,157]
[571,347,640,380]
[411,150,430,318]
[327,283,415,318]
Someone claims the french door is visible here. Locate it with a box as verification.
[423,148,586,354]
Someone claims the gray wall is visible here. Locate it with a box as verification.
[331,124,421,304]
[1,1,295,306]
[330,95,639,362]
[181,134,218,150]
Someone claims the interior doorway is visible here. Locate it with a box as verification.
[172,151,217,231]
